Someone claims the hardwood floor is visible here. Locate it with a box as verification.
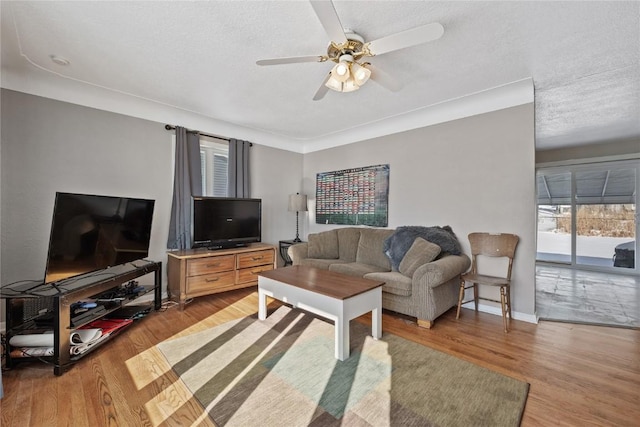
[1,288,639,426]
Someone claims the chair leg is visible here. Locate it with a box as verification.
[473,283,479,311]
[506,286,512,319]
[456,279,465,319]
[500,286,508,332]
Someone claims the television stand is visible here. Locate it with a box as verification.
[1,260,161,376]
[167,243,276,309]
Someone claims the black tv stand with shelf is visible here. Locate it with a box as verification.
[1,260,162,376]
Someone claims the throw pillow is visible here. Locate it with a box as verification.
[356,229,394,270]
[399,238,441,277]
[307,230,339,259]
[383,225,462,271]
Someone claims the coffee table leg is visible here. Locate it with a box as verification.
[336,315,349,361]
[372,306,382,339]
[258,287,267,320]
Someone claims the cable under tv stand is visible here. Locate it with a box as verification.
[1,260,162,376]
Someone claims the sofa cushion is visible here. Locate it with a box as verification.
[329,262,387,277]
[399,237,441,278]
[299,258,348,270]
[364,271,412,297]
[307,230,339,259]
[356,228,394,270]
[383,226,462,271]
[337,228,361,262]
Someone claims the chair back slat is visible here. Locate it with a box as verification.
[468,232,519,280]
[468,232,519,258]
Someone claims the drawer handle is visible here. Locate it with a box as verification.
[252,256,263,260]
[251,269,262,274]
[206,263,220,268]
[206,277,220,282]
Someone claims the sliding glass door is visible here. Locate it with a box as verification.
[537,171,572,264]
[536,160,638,274]
[574,167,636,270]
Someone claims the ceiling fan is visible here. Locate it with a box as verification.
[256,0,444,100]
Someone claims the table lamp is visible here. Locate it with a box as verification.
[288,193,308,242]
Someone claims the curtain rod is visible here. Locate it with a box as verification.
[164,124,228,142]
[164,124,253,146]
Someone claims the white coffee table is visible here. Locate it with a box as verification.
[257,265,384,361]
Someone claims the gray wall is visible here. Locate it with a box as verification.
[1,88,536,321]
[250,143,305,261]
[0,89,301,302]
[1,89,172,288]
[302,104,537,317]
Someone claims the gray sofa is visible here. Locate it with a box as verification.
[288,227,471,328]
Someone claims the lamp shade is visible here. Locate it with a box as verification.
[332,62,351,82]
[351,62,371,86]
[288,193,308,212]
[325,75,343,91]
[342,77,360,92]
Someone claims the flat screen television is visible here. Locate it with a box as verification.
[192,197,261,249]
[44,192,155,283]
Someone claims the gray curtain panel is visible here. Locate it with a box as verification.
[167,127,202,250]
[228,138,251,198]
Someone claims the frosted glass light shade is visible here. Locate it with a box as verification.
[352,62,371,86]
[325,75,343,91]
[342,77,360,92]
[325,58,370,93]
[333,62,350,82]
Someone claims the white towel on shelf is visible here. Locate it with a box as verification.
[9,331,54,347]
[70,328,102,345]
[70,333,111,355]
[12,347,55,357]
[9,328,103,348]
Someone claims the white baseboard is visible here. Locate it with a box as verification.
[0,321,5,333]
[462,303,538,324]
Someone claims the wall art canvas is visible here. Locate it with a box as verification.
[316,164,389,226]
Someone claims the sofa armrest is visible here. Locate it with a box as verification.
[407,254,471,325]
[288,242,309,265]
[412,254,471,288]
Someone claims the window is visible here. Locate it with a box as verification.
[200,138,228,197]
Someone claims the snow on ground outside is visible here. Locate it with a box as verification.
[537,231,634,258]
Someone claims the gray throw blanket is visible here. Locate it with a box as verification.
[383,226,462,271]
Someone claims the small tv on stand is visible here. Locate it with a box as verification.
[192,197,262,250]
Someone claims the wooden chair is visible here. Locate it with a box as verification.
[456,232,519,332]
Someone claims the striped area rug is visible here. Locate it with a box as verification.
[157,306,528,426]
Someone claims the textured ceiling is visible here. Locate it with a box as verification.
[1,1,639,153]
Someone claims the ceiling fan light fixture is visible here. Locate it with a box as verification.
[351,62,371,86]
[342,77,360,93]
[325,75,343,91]
[331,54,354,83]
[331,62,350,82]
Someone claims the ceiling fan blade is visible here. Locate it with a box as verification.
[367,23,444,56]
[310,0,347,44]
[257,55,326,66]
[368,64,403,92]
[313,73,331,101]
